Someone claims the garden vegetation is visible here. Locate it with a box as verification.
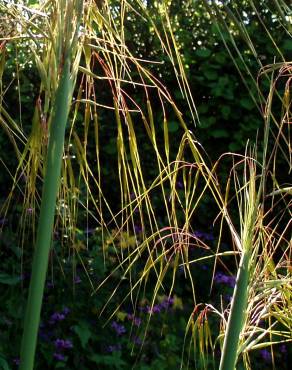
[0,0,291,369]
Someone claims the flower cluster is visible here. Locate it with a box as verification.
[127,314,142,327]
[38,307,72,362]
[53,338,73,362]
[214,272,236,288]
[49,307,70,324]
[139,296,175,314]
[53,353,65,361]
[54,338,73,350]
[111,321,126,336]
[260,349,272,362]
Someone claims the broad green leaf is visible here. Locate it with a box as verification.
[73,322,91,349]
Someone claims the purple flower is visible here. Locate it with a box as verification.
[134,224,142,234]
[163,297,174,308]
[280,344,287,353]
[49,312,65,324]
[146,304,161,314]
[132,335,142,345]
[127,314,142,327]
[54,339,73,350]
[214,272,236,288]
[260,349,272,362]
[143,297,175,314]
[133,317,141,326]
[111,321,126,336]
[53,353,66,361]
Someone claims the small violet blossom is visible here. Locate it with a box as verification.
[53,353,66,361]
[147,305,161,314]
[143,297,174,314]
[111,321,126,336]
[49,312,65,324]
[54,339,73,350]
[127,314,141,327]
[260,349,272,362]
[132,335,142,345]
[161,297,174,308]
[134,224,142,234]
[214,272,236,288]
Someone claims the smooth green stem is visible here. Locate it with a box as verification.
[219,249,251,370]
[20,59,71,370]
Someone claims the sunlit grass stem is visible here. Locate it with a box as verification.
[19,56,72,370]
[219,250,252,370]
[219,161,258,370]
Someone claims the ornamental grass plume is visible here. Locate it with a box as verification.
[96,3,291,369]
[0,1,198,368]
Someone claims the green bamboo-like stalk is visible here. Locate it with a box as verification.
[219,249,251,370]
[19,56,72,370]
[219,172,257,370]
